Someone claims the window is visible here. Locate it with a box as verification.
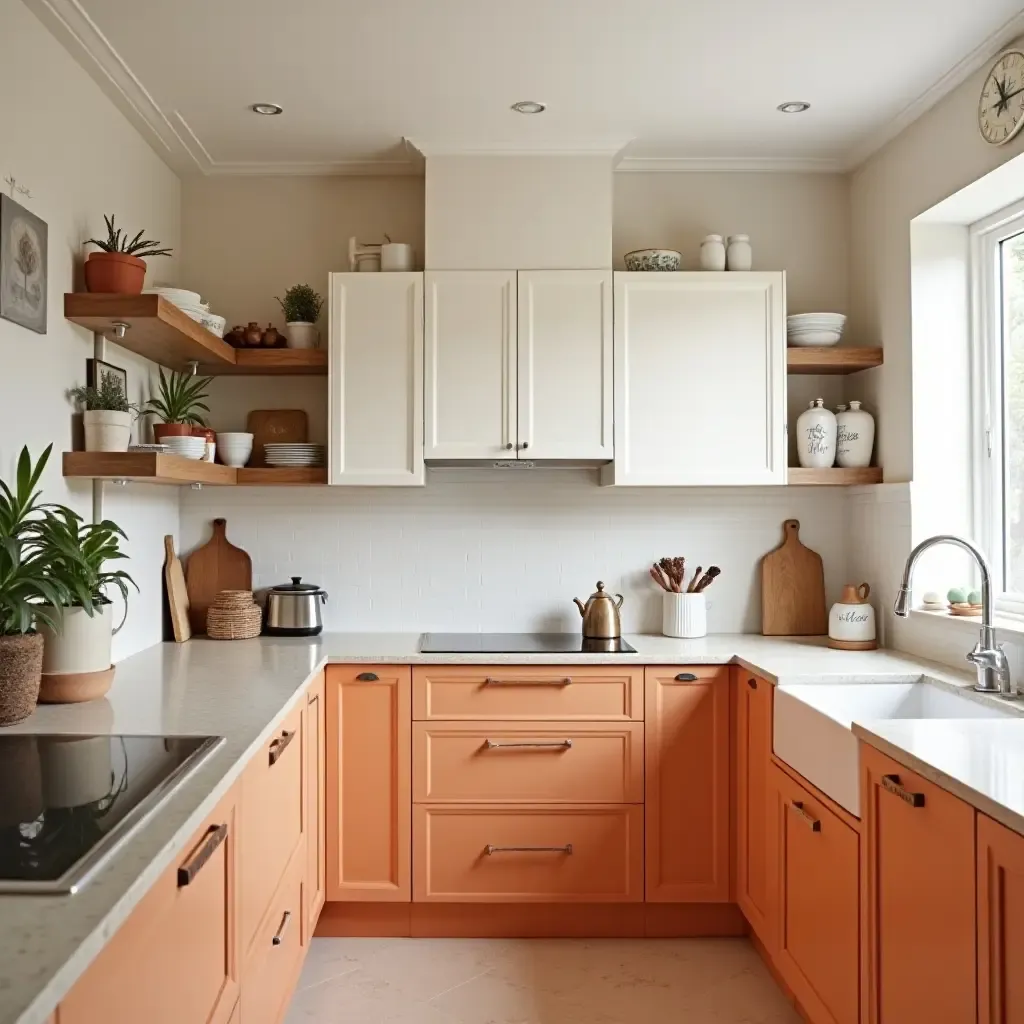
[972,197,1024,617]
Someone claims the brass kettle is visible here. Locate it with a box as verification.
[573,581,624,639]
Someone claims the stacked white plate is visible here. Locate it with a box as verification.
[144,288,226,338]
[787,313,847,347]
[264,443,325,468]
[162,435,207,460]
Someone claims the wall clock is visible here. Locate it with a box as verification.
[979,49,1024,145]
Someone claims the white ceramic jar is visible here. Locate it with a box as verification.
[726,234,752,271]
[796,398,837,468]
[828,582,877,649]
[700,235,726,271]
[836,400,875,468]
[663,592,707,638]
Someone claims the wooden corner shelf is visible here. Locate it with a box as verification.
[788,466,883,486]
[64,294,327,375]
[786,347,883,374]
[236,467,327,485]
[62,451,237,485]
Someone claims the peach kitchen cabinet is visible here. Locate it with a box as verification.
[644,666,731,902]
[58,789,239,1024]
[603,271,786,485]
[328,272,424,485]
[326,665,411,901]
[736,669,774,944]
[424,270,613,461]
[768,763,859,1024]
[862,743,976,1024]
[304,670,326,941]
[977,812,1024,1024]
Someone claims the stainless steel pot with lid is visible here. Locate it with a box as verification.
[264,576,328,636]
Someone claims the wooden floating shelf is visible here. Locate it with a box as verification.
[788,467,883,486]
[236,467,327,485]
[63,453,328,486]
[64,294,327,375]
[786,347,883,375]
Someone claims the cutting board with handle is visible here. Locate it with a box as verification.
[163,535,191,643]
[761,519,827,635]
[246,409,308,467]
[185,518,253,634]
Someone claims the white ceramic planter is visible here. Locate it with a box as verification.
[286,322,319,349]
[39,736,113,808]
[381,242,414,271]
[662,592,707,638]
[40,602,119,675]
[83,409,131,452]
[796,399,837,468]
[836,401,876,468]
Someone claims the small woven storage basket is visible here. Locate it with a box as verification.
[207,590,262,640]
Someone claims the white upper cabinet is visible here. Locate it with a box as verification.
[517,271,612,460]
[328,272,424,485]
[425,270,612,461]
[603,272,786,486]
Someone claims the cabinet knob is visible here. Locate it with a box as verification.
[505,443,514,451]
[747,678,757,689]
[520,441,530,450]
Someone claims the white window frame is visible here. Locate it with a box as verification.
[970,195,1024,621]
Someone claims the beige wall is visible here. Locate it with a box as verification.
[0,1,181,659]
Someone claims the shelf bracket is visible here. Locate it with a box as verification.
[186,360,199,377]
[110,321,129,342]
[191,482,203,490]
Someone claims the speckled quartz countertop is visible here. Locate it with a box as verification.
[1,632,1021,1024]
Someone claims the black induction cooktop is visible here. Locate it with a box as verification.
[419,632,637,654]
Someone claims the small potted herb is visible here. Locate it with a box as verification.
[276,284,323,349]
[67,375,139,452]
[141,367,212,442]
[84,214,173,294]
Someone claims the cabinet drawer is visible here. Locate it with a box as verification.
[413,721,643,803]
[413,804,644,902]
[413,666,643,721]
[241,845,305,1024]
[240,699,304,955]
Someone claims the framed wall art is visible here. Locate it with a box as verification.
[0,194,47,334]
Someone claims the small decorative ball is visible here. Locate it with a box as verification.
[922,591,943,605]
[967,590,982,606]
[947,587,967,605]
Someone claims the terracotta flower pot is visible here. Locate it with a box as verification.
[0,633,43,727]
[84,251,147,294]
[153,422,195,443]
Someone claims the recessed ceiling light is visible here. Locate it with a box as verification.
[250,102,283,116]
[777,101,811,114]
[511,100,546,115]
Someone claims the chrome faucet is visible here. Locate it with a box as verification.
[893,534,1013,695]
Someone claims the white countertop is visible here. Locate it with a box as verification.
[1,631,1020,1024]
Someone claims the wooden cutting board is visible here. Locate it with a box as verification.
[185,518,252,634]
[163,535,191,643]
[246,409,308,467]
[761,519,827,636]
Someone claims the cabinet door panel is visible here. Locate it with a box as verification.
[326,665,411,901]
[645,666,731,902]
[328,272,423,485]
[517,270,612,460]
[608,272,785,485]
[304,671,326,940]
[425,270,516,459]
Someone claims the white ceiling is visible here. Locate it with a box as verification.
[29,0,1024,174]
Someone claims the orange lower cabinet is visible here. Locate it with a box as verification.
[326,665,412,901]
[862,744,976,1024]
[59,790,239,1024]
[645,666,731,902]
[977,812,1024,1024]
[304,671,326,940]
[768,764,859,1024]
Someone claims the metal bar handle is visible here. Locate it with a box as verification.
[485,844,573,855]
[177,823,228,887]
[789,800,821,832]
[484,739,573,750]
[268,729,296,766]
[484,677,572,687]
[882,774,926,808]
[271,910,293,946]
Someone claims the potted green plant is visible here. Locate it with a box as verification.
[84,214,173,295]
[67,375,140,452]
[37,509,136,704]
[276,284,323,349]
[0,446,81,726]
[141,367,212,443]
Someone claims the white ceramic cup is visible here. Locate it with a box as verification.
[662,592,707,638]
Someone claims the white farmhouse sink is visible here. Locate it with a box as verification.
[773,682,1014,816]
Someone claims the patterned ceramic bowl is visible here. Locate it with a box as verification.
[624,249,681,271]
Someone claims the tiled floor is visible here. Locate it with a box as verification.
[285,937,803,1023]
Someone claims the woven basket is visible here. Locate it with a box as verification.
[207,591,262,640]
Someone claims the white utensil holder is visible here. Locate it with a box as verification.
[662,592,707,638]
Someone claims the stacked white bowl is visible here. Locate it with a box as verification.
[217,432,253,468]
[145,288,227,338]
[786,313,846,347]
[162,435,207,460]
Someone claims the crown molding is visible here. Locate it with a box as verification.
[843,10,1024,171]
[406,138,632,159]
[615,155,844,173]
[203,159,422,177]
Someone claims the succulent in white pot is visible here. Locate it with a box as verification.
[67,374,139,452]
[276,283,323,349]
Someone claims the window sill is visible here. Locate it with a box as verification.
[909,607,1024,640]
